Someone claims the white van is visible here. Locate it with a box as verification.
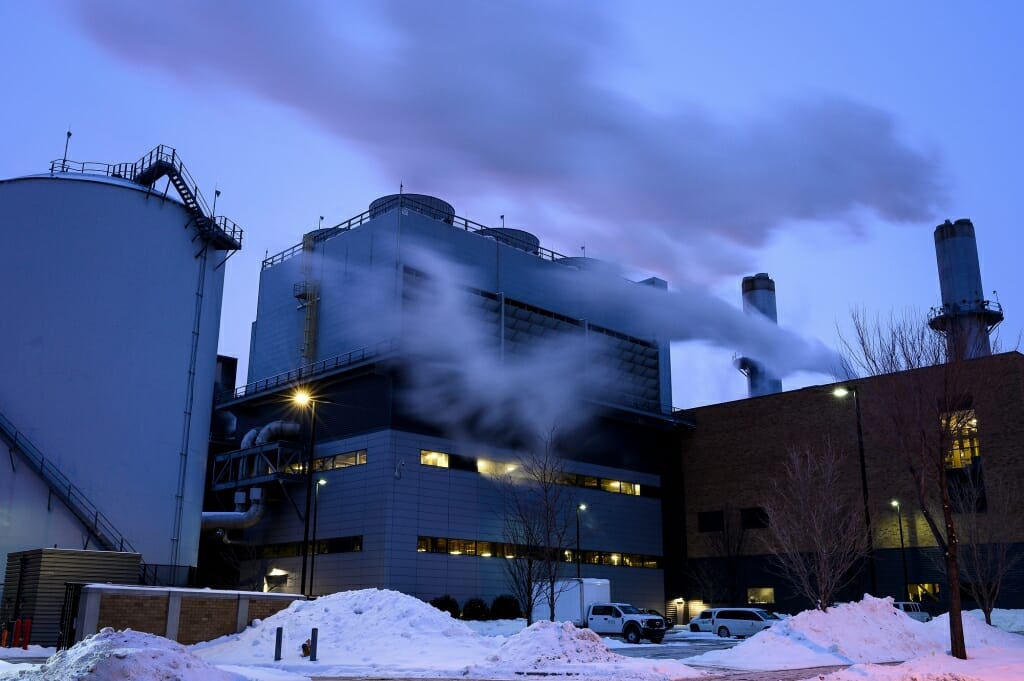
[711,608,780,638]
[893,601,932,622]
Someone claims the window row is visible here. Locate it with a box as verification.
[255,535,363,559]
[283,448,367,475]
[697,507,769,533]
[419,449,658,498]
[416,535,661,569]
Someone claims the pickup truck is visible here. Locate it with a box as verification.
[586,602,666,643]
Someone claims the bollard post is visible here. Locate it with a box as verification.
[274,627,283,661]
[21,620,31,650]
[11,620,21,649]
[309,627,318,662]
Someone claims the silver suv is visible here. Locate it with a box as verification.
[893,601,932,622]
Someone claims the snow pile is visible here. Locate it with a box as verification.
[194,588,497,670]
[689,595,946,670]
[4,628,244,681]
[468,620,700,680]
[965,608,1024,634]
[483,620,622,665]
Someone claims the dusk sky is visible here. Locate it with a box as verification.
[3,1,1021,408]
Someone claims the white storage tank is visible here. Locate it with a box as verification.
[0,148,241,583]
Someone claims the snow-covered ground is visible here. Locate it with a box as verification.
[1,591,1022,680]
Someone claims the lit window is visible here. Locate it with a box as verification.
[313,449,367,472]
[909,583,940,602]
[747,587,775,605]
[420,449,449,467]
[942,410,980,469]
[601,479,622,493]
[477,458,517,475]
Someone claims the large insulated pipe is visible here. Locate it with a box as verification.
[929,219,1003,360]
[255,420,302,446]
[735,273,783,397]
[201,488,265,530]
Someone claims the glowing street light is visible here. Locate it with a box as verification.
[576,503,587,579]
[293,388,317,596]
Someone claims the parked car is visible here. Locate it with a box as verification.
[689,608,715,632]
[893,601,932,622]
[711,608,780,638]
[641,608,674,630]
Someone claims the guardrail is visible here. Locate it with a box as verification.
[262,194,570,270]
[220,338,400,403]
[0,409,137,554]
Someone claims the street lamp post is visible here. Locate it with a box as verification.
[294,389,318,597]
[833,385,878,594]
[576,503,586,579]
[891,499,910,601]
[310,479,327,596]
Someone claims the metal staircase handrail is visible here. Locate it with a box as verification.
[49,145,242,249]
[0,409,137,554]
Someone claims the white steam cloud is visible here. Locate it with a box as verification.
[66,0,947,284]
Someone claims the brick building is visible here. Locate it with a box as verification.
[675,351,1024,616]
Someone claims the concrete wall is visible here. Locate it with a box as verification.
[77,585,303,645]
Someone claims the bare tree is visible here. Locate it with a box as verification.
[497,430,574,624]
[841,308,975,659]
[699,510,748,606]
[762,438,869,611]
[946,466,1023,625]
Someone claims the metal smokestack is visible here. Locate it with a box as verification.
[735,273,783,397]
[928,219,1003,360]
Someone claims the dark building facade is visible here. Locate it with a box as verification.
[675,351,1024,618]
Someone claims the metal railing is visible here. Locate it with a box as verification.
[0,409,137,554]
[928,299,1004,323]
[262,194,570,271]
[220,338,400,403]
[50,145,242,249]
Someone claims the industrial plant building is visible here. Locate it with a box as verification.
[3,142,1022,634]
[204,194,685,611]
[0,147,242,637]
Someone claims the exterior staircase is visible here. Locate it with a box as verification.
[0,408,136,554]
[52,145,242,251]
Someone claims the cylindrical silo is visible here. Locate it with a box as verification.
[0,153,238,582]
[929,219,1003,359]
[736,273,783,397]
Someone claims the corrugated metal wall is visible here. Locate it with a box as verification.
[0,548,139,647]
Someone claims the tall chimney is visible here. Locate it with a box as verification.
[735,273,783,397]
[928,219,1002,360]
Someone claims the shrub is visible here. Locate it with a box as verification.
[429,594,461,619]
[489,594,523,620]
[462,597,490,621]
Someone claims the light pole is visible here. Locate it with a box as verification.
[310,479,327,596]
[833,385,877,594]
[891,499,909,601]
[294,388,318,597]
[576,503,587,579]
